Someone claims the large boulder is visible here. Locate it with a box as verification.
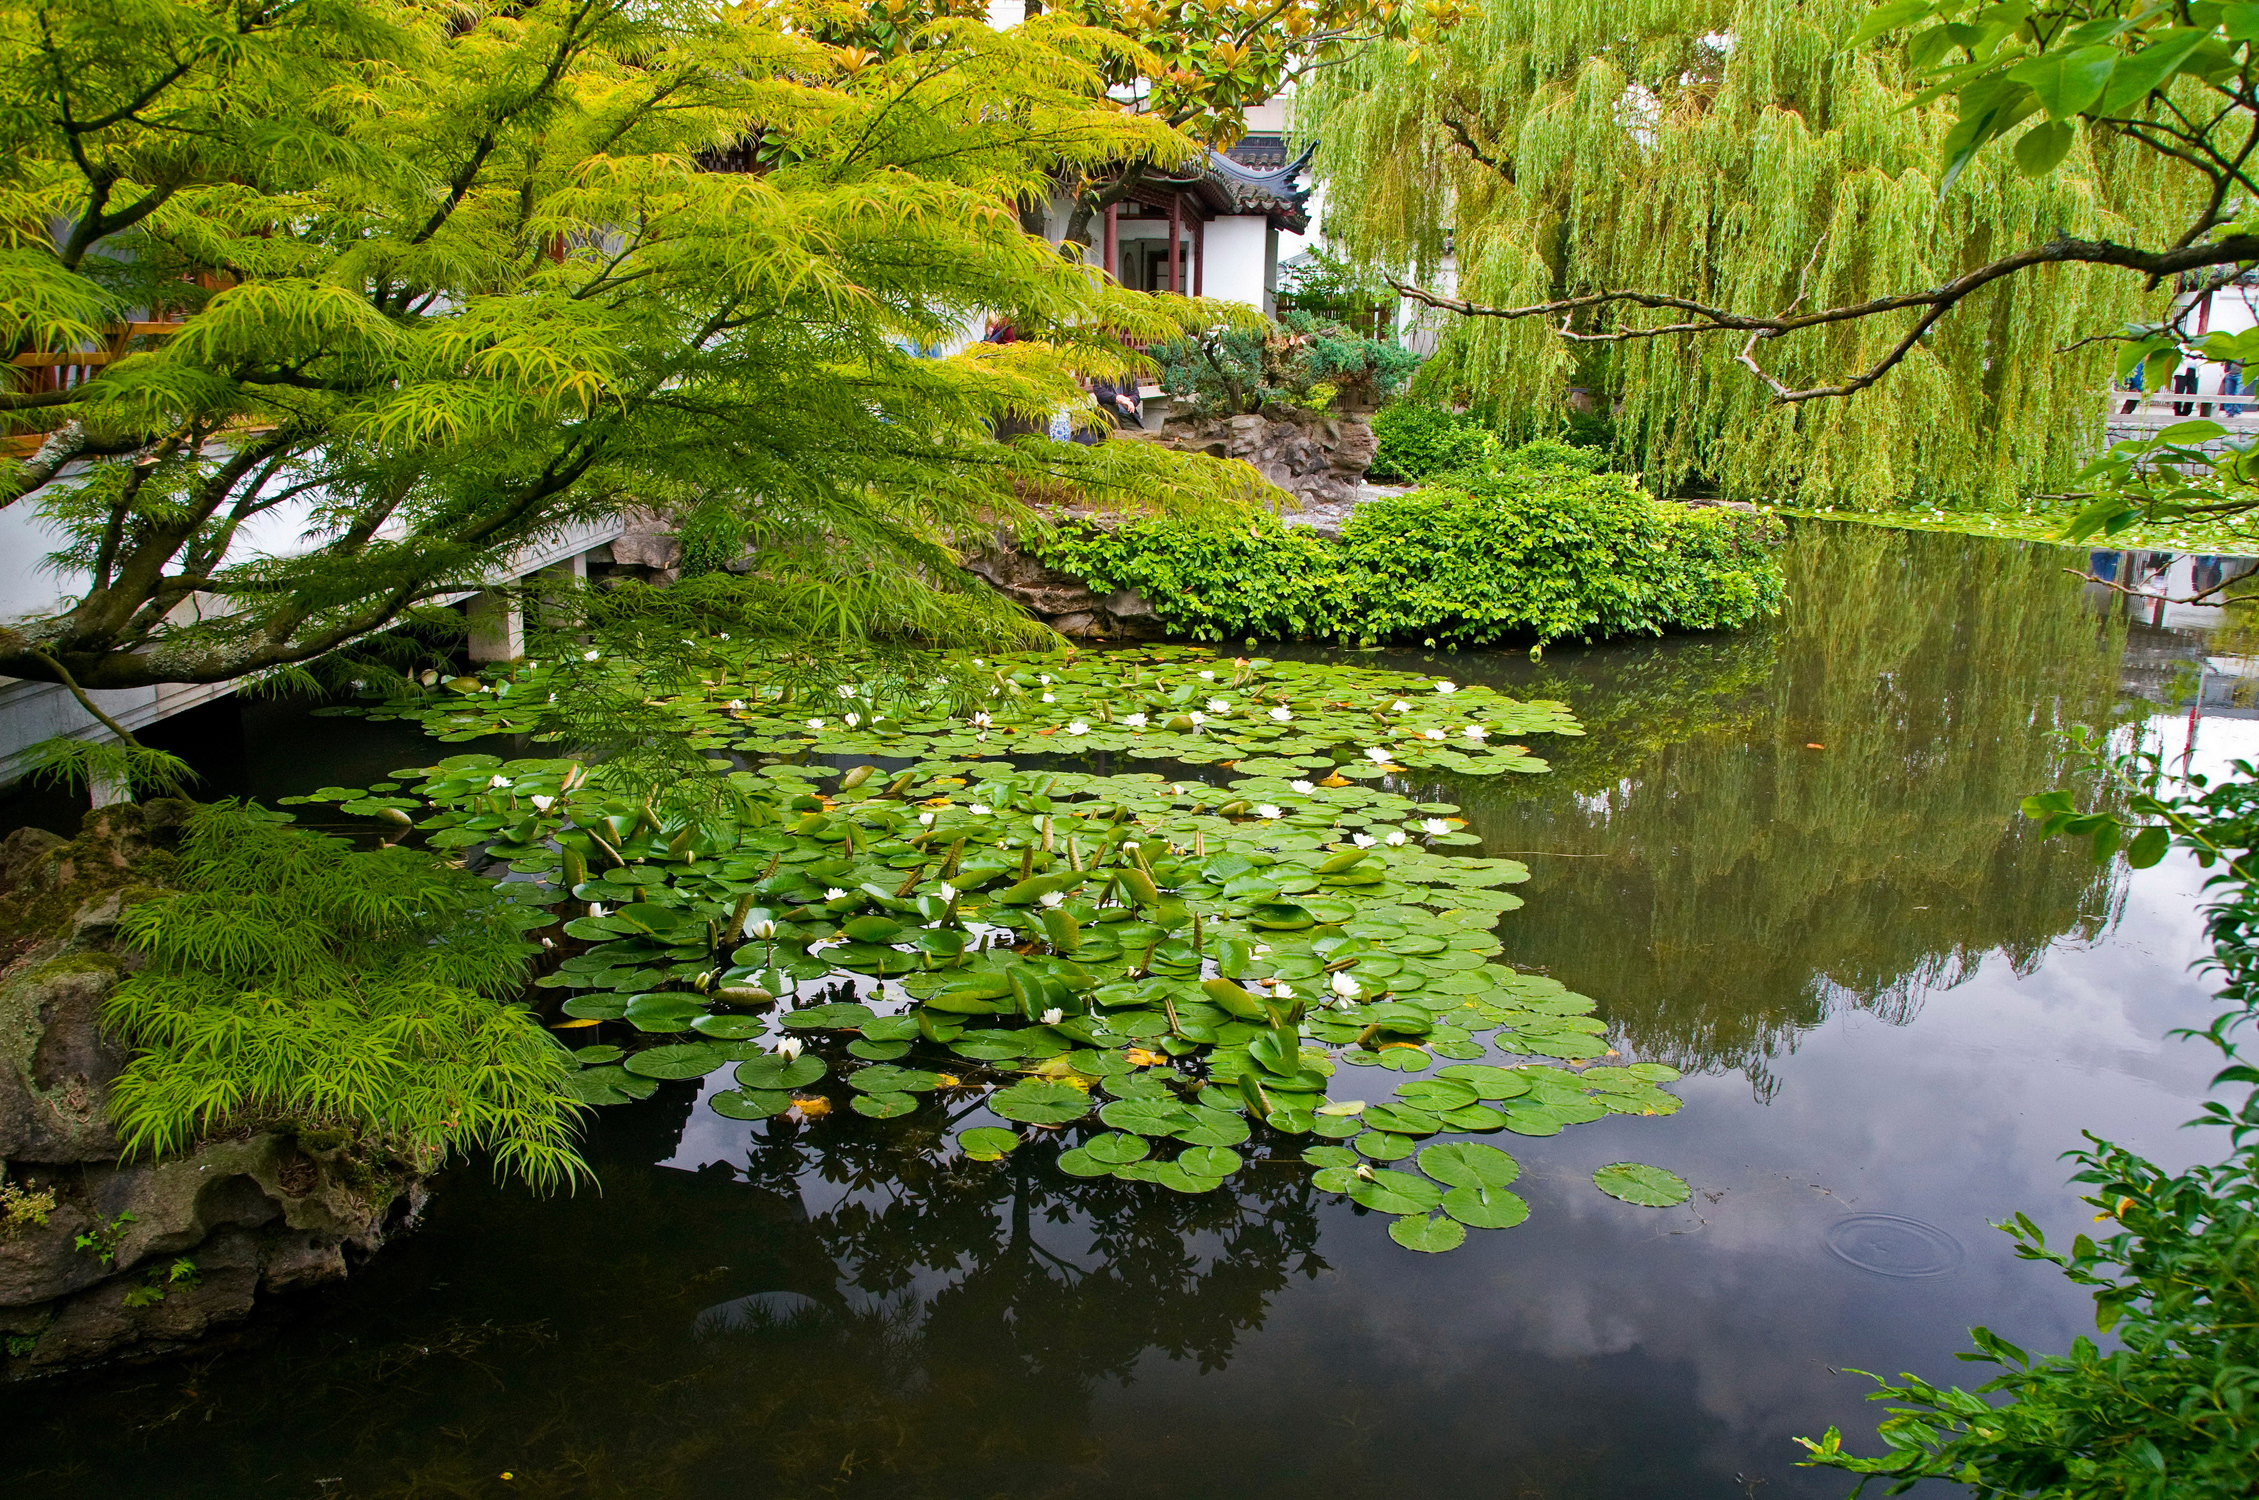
[1133,409,1378,531]
[0,805,428,1380]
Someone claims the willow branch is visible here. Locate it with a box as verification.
[1396,233,2259,404]
[2066,566,2252,607]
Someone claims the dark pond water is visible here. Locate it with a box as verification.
[5,522,2249,1500]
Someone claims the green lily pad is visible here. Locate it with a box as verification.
[690,1013,769,1039]
[850,1091,919,1118]
[568,1065,659,1105]
[1353,1130,1417,1160]
[1083,1131,1152,1166]
[957,1126,1021,1160]
[1418,1142,1520,1190]
[622,992,707,1033]
[735,1053,827,1090]
[623,1043,730,1079]
[561,995,630,1020]
[1441,1184,1529,1229]
[1434,1064,1531,1099]
[989,1079,1092,1124]
[1593,1162,1691,1207]
[849,1064,942,1093]
[1151,1161,1225,1194]
[781,1002,875,1030]
[710,1088,792,1119]
[1348,1169,1444,1214]
[1176,1145,1243,1177]
[1389,1213,1467,1252]
[1099,1096,1202,1137]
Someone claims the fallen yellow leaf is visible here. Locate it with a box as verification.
[792,1095,831,1119]
[933,1074,963,1088]
[552,1018,602,1029]
[1124,1047,1167,1067]
[1318,773,1351,788]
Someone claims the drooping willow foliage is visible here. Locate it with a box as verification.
[102,803,586,1189]
[1299,0,2205,508]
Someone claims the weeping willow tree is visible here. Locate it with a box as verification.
[1298,0,2210,509]
[0,0,1267,697]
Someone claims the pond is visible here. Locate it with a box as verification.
[4,521,2247,1500]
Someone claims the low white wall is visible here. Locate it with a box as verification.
[1202,216,1271,310]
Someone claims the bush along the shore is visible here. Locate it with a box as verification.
[1031,444,1786,648]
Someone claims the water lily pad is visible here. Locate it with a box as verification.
[1099,1096,1202,1136]
[1389,1213,1467,1252]
[1353,1130,1417,1161]
[1083,1131,1152,1166]
[1361,1103,1443,1136]
[957,1126,1021,1160]
[691,1013,769,1039]
[1441,1184,1529,1229]
[561,995,630,1020]
[1311,1165,1359,1193]
[847,1038,911,1060]
[1593,1162,1691,1207]
[623,992,707,1033]
[1439,1104,1509,1132]
[1435,1064,1531,1099]
[1419,1142,1520,1190]
[782,1002,875,1030]
[1151,1161,1224,1194]
[851,1091,919,1118]
[710,1088,792,1119]
[623,1043,730,1079]
[736,1053,827,1090]
[568,1065,659,1105]
[1500,1106,1564,1136]
[949,1032,1029,1061]
[1176,1145,1243,1177]
[1625,1062,1683,1082]
[989,1079,1092,1124]
[849,1064,942,1093]
[1175,1107,1252,1147]
[1349,1169,1443,1214]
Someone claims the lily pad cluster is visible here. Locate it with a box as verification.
[294,647,1694,1252]
[345,644,1580,779]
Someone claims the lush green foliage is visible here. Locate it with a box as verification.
[1802,740,2259,1495]
[0,0,1260,693]
[102,802,585,1188]
[1299,0,2186,510]
[1155,311,1419,415]
[1368,403,1501,483]
[1034,448,1785,646]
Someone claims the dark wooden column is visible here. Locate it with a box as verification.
[1194,213,1205,296]
[1103,201,1118,282]
[1166,191,1181,293]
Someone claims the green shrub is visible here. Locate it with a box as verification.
[1155,311,1418,417]
[102,802,588,1189]
[1367,402,1497,482]
[1032,451,1786,647]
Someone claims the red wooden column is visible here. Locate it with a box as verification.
[1103,201,1118,282]
[1166,192,1181,292]
[1193,213,1205,296]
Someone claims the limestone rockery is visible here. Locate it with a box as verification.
[0,806,427,1380]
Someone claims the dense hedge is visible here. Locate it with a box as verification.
[1033,446,1787,647]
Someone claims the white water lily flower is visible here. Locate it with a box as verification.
[775,1037,804,1061]
[1389,699,1409,712]
[825,887,848,900]
[1422,818,1451,835]
[1067,720,1090,735]
[1039,891,1066,908]
[1255,803,1282,819]
[1039,673,1053,684]
[1041,693,1056,703]
[837,685,855,698]
[1040,1007,1064,1025]
[971,711,992,727]
[1269,706,1292,722]
[1188,711,1207,726]
[1123,840,1140,850]
[1385,830,1408,846]
[581,650,600,662]
[746,919,777,940]
[807,719,824,730]
[1199,670,1216,680]
[1290,780,1316,795]
[968,803,991,815]
[1435,681,1458,695]
[918,812,936,826]
[587,902,607,919]
[972,658,985,667]
[530,794,555,812]
[1124,712,1148,728]
[1207,698,1229,713]
[1364,746,1392,765]
[1252,943,1270,955]
[1330,971,1361,999]
[1422,727,1447,741]
[729,699,746,711]
[488,774,512,788]
[843,712,860,727]
[1351,832,1377,848]
[1463,724,1488,741]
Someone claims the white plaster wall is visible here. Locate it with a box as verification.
[1202,216,1270,308]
